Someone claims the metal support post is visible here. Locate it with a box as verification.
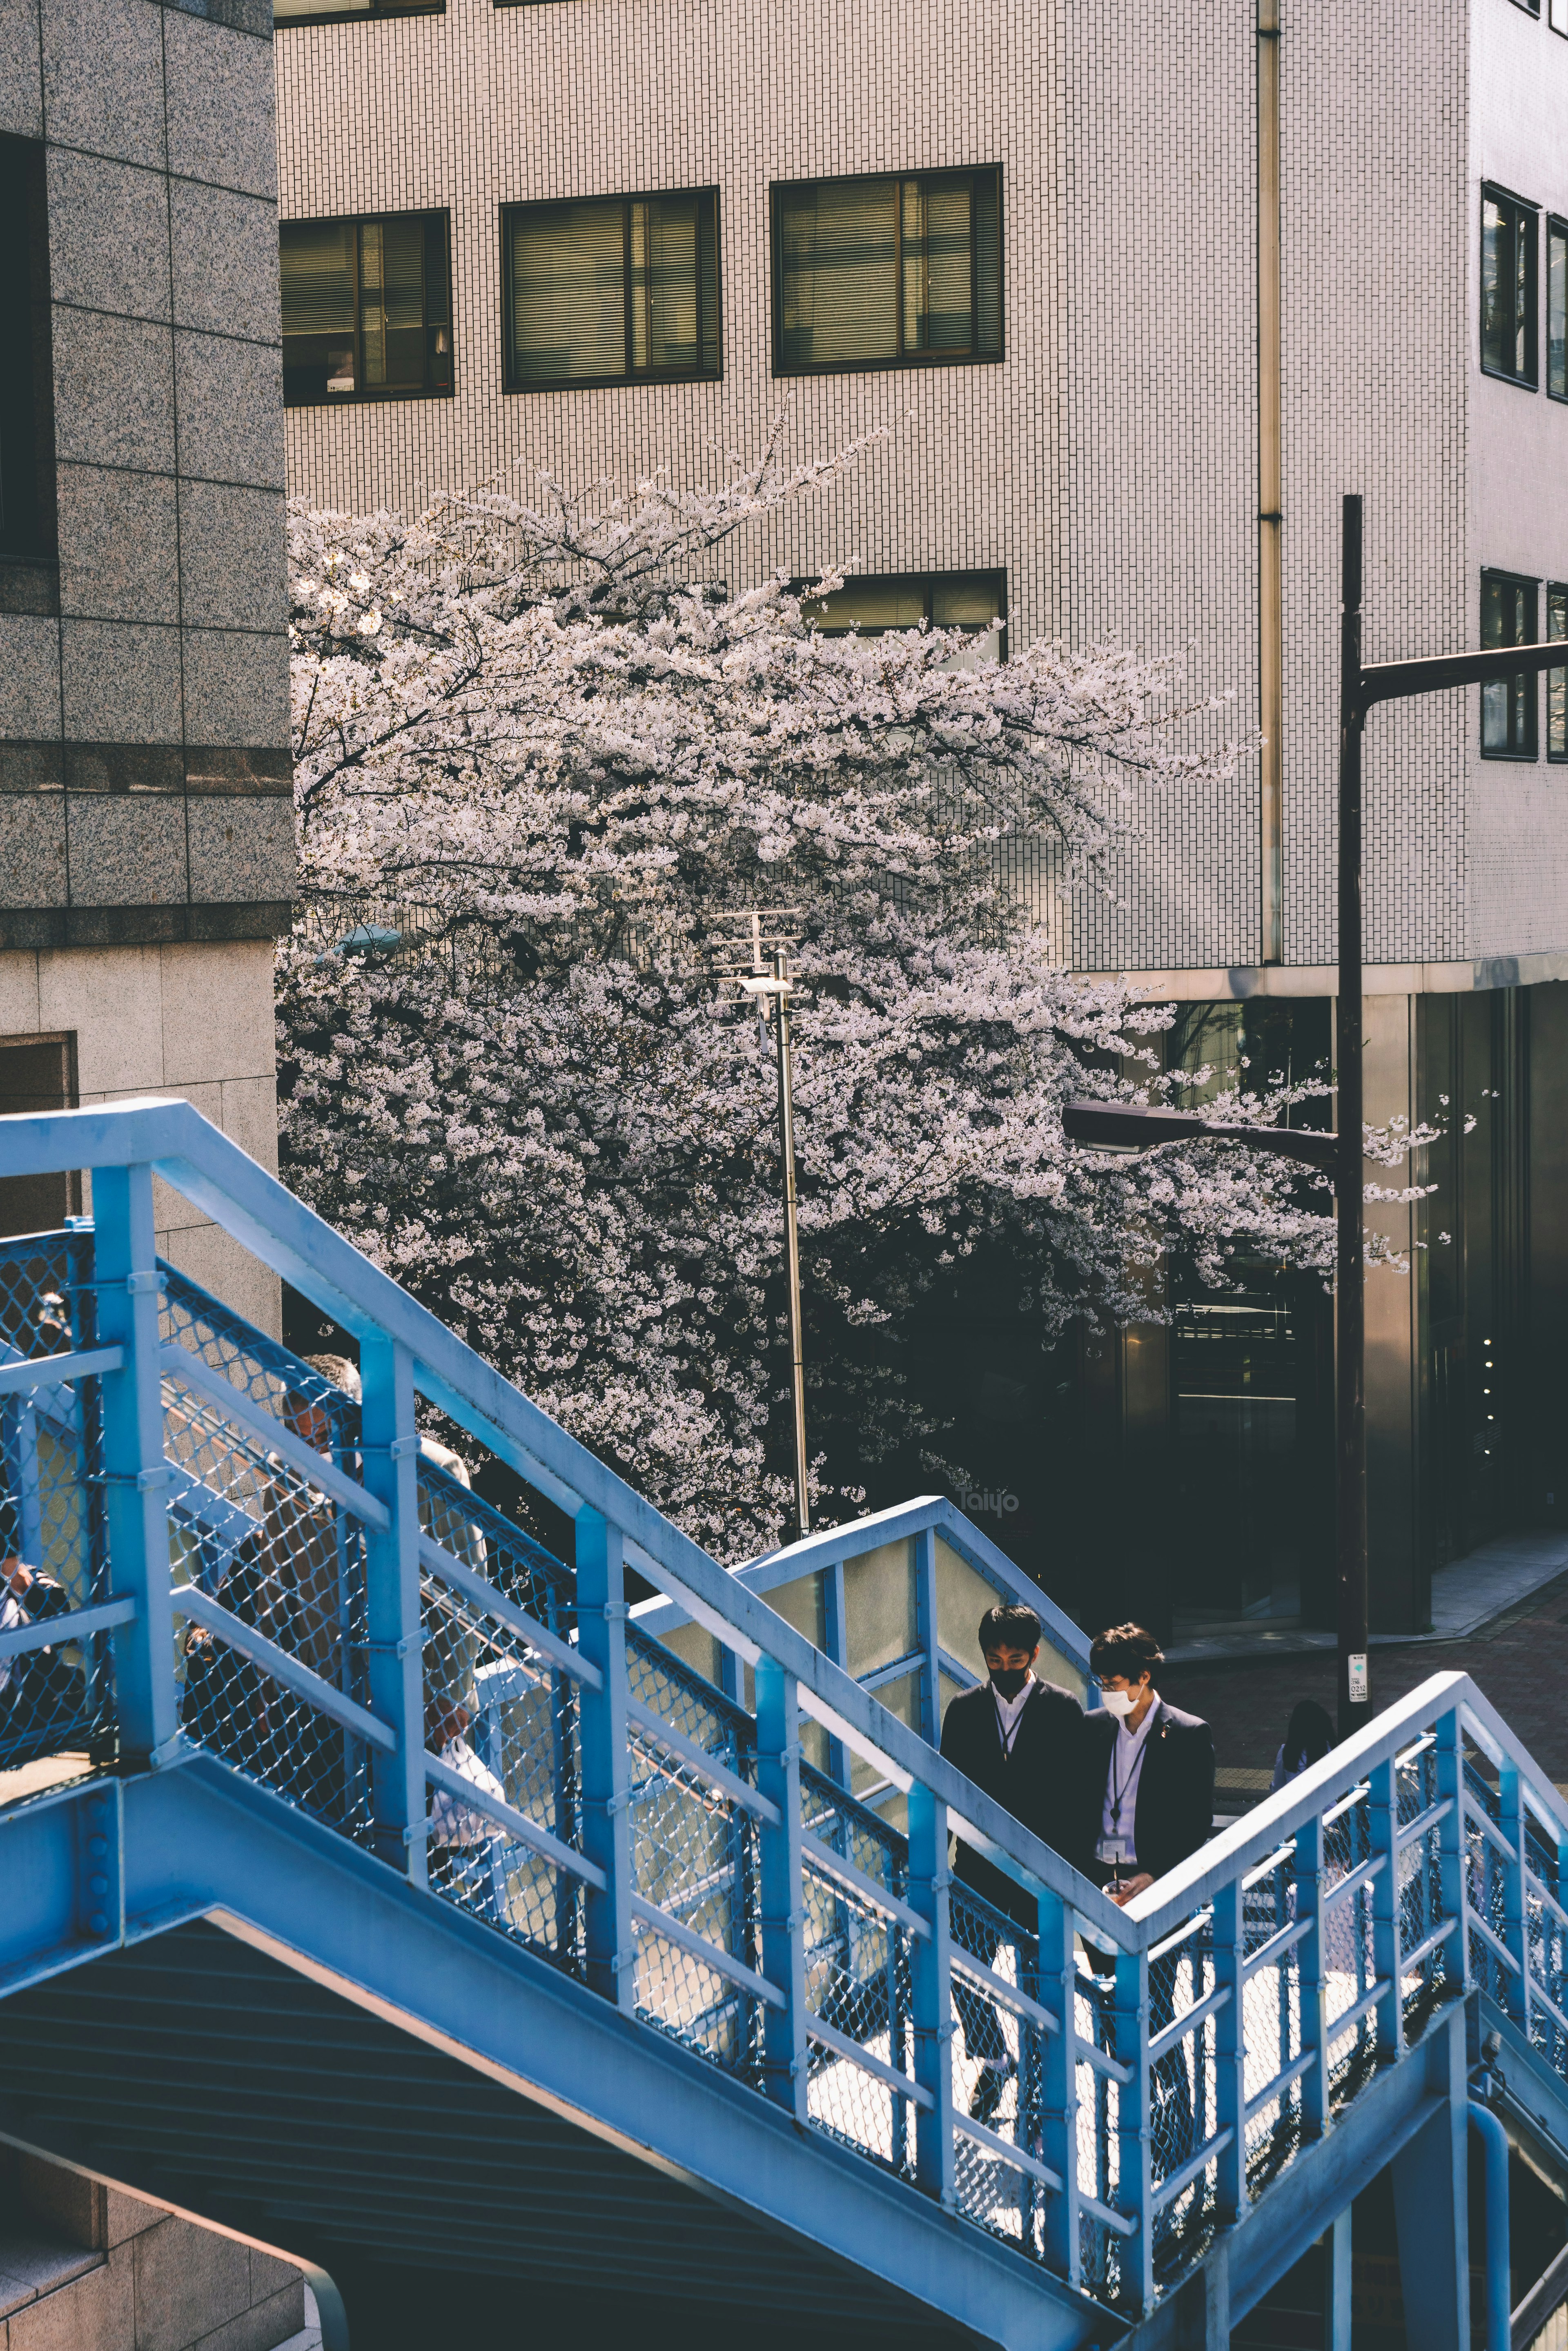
[1115,1945,1155,2314]
[1211,1876,1247,2226]
[756,1655,810,2119]
[1294,1812,1330,2137]
[1501,1764,1530,2030]
[1036,1884,1080,2283]
[1435,1706,1468,1993]
[1337,492,1370,1741]
[576,1505,636,2013]
[91,1163,176,1768]
[913,1526,940,1748]
[1321,2208,1353,2351]
[1368,1757,1402,2060]
[906,1780,955,2207]
[773,948,809,1542]
[359,1334,425,1887]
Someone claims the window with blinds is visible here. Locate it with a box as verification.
[774,171,1002,375]
[281,212,452,408]
[503,192,720,390]
[797,571,1007,663]
[274,0,442,24]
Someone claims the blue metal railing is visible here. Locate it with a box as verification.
[1,1099,1567,2324]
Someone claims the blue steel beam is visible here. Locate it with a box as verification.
[0,1758,1115,2351]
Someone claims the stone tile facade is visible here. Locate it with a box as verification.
[1,0,293,949]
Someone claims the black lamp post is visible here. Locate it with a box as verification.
[1066,493,1565,1737]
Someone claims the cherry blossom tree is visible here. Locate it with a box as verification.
[277,425,1430,1560]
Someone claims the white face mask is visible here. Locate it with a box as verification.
[1101,1687,1140,1721]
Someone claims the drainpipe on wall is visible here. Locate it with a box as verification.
[1258,0,1283,964]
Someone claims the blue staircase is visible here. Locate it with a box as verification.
[0,1098,1566,2349]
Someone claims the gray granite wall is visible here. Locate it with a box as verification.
[0,0,294,949]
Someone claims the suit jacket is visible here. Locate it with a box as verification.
[1080,1697,1215,1881]
[938,1676,1090,1921]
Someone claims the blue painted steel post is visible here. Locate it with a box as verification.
[359,1335,426,1888]
[1501,1764,1530,2030]
[1115,1944,1155,2314]
[755,1655,810,2121]
[1469,2101,1512,2351]
[1036,1884,1080,2284]
[576,1506,636,2014]
[906,1779,955,2208]
[1435,1706,1469,1994]
[1211,1875,1247,2225]
[1294,1812,1330,2137]
[821,1557,849,1786]
[1368,1757,1403,2061]
[91,1164,176,1767]
[913,1526,940,1748]
[1321,2208,1352,2351]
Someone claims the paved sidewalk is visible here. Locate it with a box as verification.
[1164,1559,1568,1813]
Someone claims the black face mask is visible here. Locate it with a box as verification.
[990,1667,1030,1700]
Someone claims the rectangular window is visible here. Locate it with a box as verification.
[274,0,441,23]
[773,170,1002,375]
[1550,218,1568,398]
[0,136,56,574]
[1482,187,1538,386]
[503,192,719,390]
[1481,570,1539,758]
[0,1037,78,1239]
[281,212,451,407]
[1554,0,1568,31]
[1549,584,1567,759]
[798,570,1007,661]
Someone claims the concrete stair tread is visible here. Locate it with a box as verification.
[0,2230,102,2317]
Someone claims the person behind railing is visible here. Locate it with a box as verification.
[0,1554,78,1758]
[938,1602,1093,2129]
[1079,1624,1214,2179]
[1270,1697,1334,1790]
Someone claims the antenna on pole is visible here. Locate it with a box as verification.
[710,908,811,1542]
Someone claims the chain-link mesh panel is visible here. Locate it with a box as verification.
[1524,1809,1568,2079]
[625,1623,761,2075]
[1149,1919,1220,2278]
[804,1852,914,2174]
[948,1877,1051,2251]
[1394,1735,1454,2033]
[162,1264,372,1838]
[0,1230,113,1779]
[419,1459,583,1968]
[1075,1969,1125,2304]
[1239,1844,1302,2186]
[1322,1786,1378,2101]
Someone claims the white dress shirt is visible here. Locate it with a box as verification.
[1100,1700,1158,1859]
[991,1673,1035,1757]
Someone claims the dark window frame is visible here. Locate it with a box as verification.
[770,166,1004,380]
[500,187,722,394]
[1548,582,1568,761]
[281,207,453,410]
[0,134,58,609]
[1508,0,1541,16]
[1550,216,1568,399]
[1481,184,1539,388]
[1481,568,1540,760]
[274,1,443,29]
[0,1032,79,1238]
[794,567,1009,657]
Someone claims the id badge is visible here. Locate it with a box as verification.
[1097,1835,1132,1866]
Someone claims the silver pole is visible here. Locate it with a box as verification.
[773,946,810,1538]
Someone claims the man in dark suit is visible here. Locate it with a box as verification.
[1078,1622,1214,1907]
[938,1602,1090,2124]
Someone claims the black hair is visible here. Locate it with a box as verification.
[1089,1622,1164,1680]
[1283,1698,1335,1773]
[979,1602,1042,1654]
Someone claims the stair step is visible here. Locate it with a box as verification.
[0,2233,103,2319]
